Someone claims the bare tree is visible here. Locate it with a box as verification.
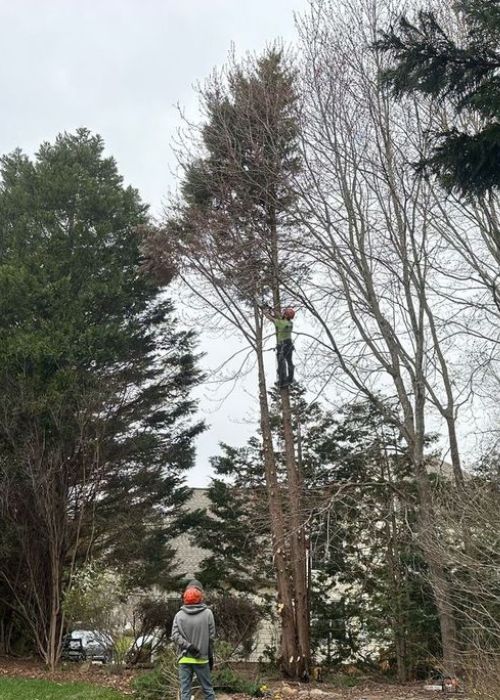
[0,387,104,668]
[291,0,486,671]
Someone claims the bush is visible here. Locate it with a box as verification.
[464,655,500,700]
[113,635,133,666]
[210,594,261,658]
[132,647,179,700]
[63,565,124,633]
[211,666,263,696]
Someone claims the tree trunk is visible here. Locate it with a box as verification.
[280,387,310,679]
[410,352,458,675]
[0,611,15,656]
[46,552,64,671]
[254,307,299,676]
[412,387,459,674]
[268,199,311,679]
[445,415,465,489]
[382,462,409,683]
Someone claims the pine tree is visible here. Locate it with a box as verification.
[0,129,204,666]
[196,394,440,679]
[375,0,500,197]
[194,475,272,593]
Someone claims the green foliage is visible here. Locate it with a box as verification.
[133,650,263,700]
[63,564,124,633]
[198,392,440,674]
[194,476,272,592]
[113,636,134,666]
[0,128,204,660]
[211,666,264,696]
[153,47,302,306]
[309,400,441,672]
[325,671,364,688]
[132,647,179,700]
[0,678,126,700]
[375,1,500,196]
[132,668,174,700]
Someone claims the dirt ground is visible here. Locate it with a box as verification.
[0,658,469,699]
[257,679,467,700]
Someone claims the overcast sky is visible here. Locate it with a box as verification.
[0,0,308,485]
[0,0,306,210]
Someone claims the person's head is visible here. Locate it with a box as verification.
[185,579,203,593]
[183,586,204,605]
[282,307,295,320]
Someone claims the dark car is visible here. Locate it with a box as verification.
[62,629,113,663]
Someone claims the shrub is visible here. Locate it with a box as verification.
[211,666,263,696]
[128,597,178,667]
[464,654,500,700]
[63,564,124,633]
[132,647,179,700]
[113,635,133,665]
[210,594,261,658]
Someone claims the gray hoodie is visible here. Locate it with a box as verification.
[171,603,215,660]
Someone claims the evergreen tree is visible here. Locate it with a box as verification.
[375,0,500,197]
[0,129,203,666]
[194,476,272,593]
[196,393,440,678]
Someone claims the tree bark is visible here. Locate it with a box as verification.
[412,380,459,675]
[382,459,409,683]
[254,306,298,676]
[268,197,311,678]
[280,386,310,679]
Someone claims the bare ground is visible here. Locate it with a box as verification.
[256,679,466,700]
[0,658,469,699]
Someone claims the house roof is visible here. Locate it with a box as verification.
[172,461,461,580]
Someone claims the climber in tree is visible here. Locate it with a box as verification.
[262,305,296,387]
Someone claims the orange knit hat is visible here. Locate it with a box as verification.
[183,587,203,605]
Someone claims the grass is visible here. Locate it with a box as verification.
[0,677,127,699]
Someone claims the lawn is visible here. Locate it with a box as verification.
[0,677,128,699]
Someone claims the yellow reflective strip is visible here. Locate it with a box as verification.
[179,656,208,664]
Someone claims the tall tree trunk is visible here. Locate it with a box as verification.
[268,200,311,678]
[47,544,64,671]
[382,461,409,683]
[280,387,310,679]
[254,306,299,676]
[412,381,458,674]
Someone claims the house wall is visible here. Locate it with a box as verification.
[170,488,280,661]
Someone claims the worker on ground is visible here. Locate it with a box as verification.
[185,578,204,593]
[262,305,295,387]
[171,586,216,700]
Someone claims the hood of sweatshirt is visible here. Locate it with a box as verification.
[181,603,207,615]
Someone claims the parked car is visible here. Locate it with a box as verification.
[126,634,165,665]
[62,629,113,663]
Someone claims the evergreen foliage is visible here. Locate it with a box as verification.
[375,0,500,197]
[148,47,302,305]
[196,392,440,673]
[0,129,203,661]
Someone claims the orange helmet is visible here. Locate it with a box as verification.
[282,307,295,320]
[183,587,203,605]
